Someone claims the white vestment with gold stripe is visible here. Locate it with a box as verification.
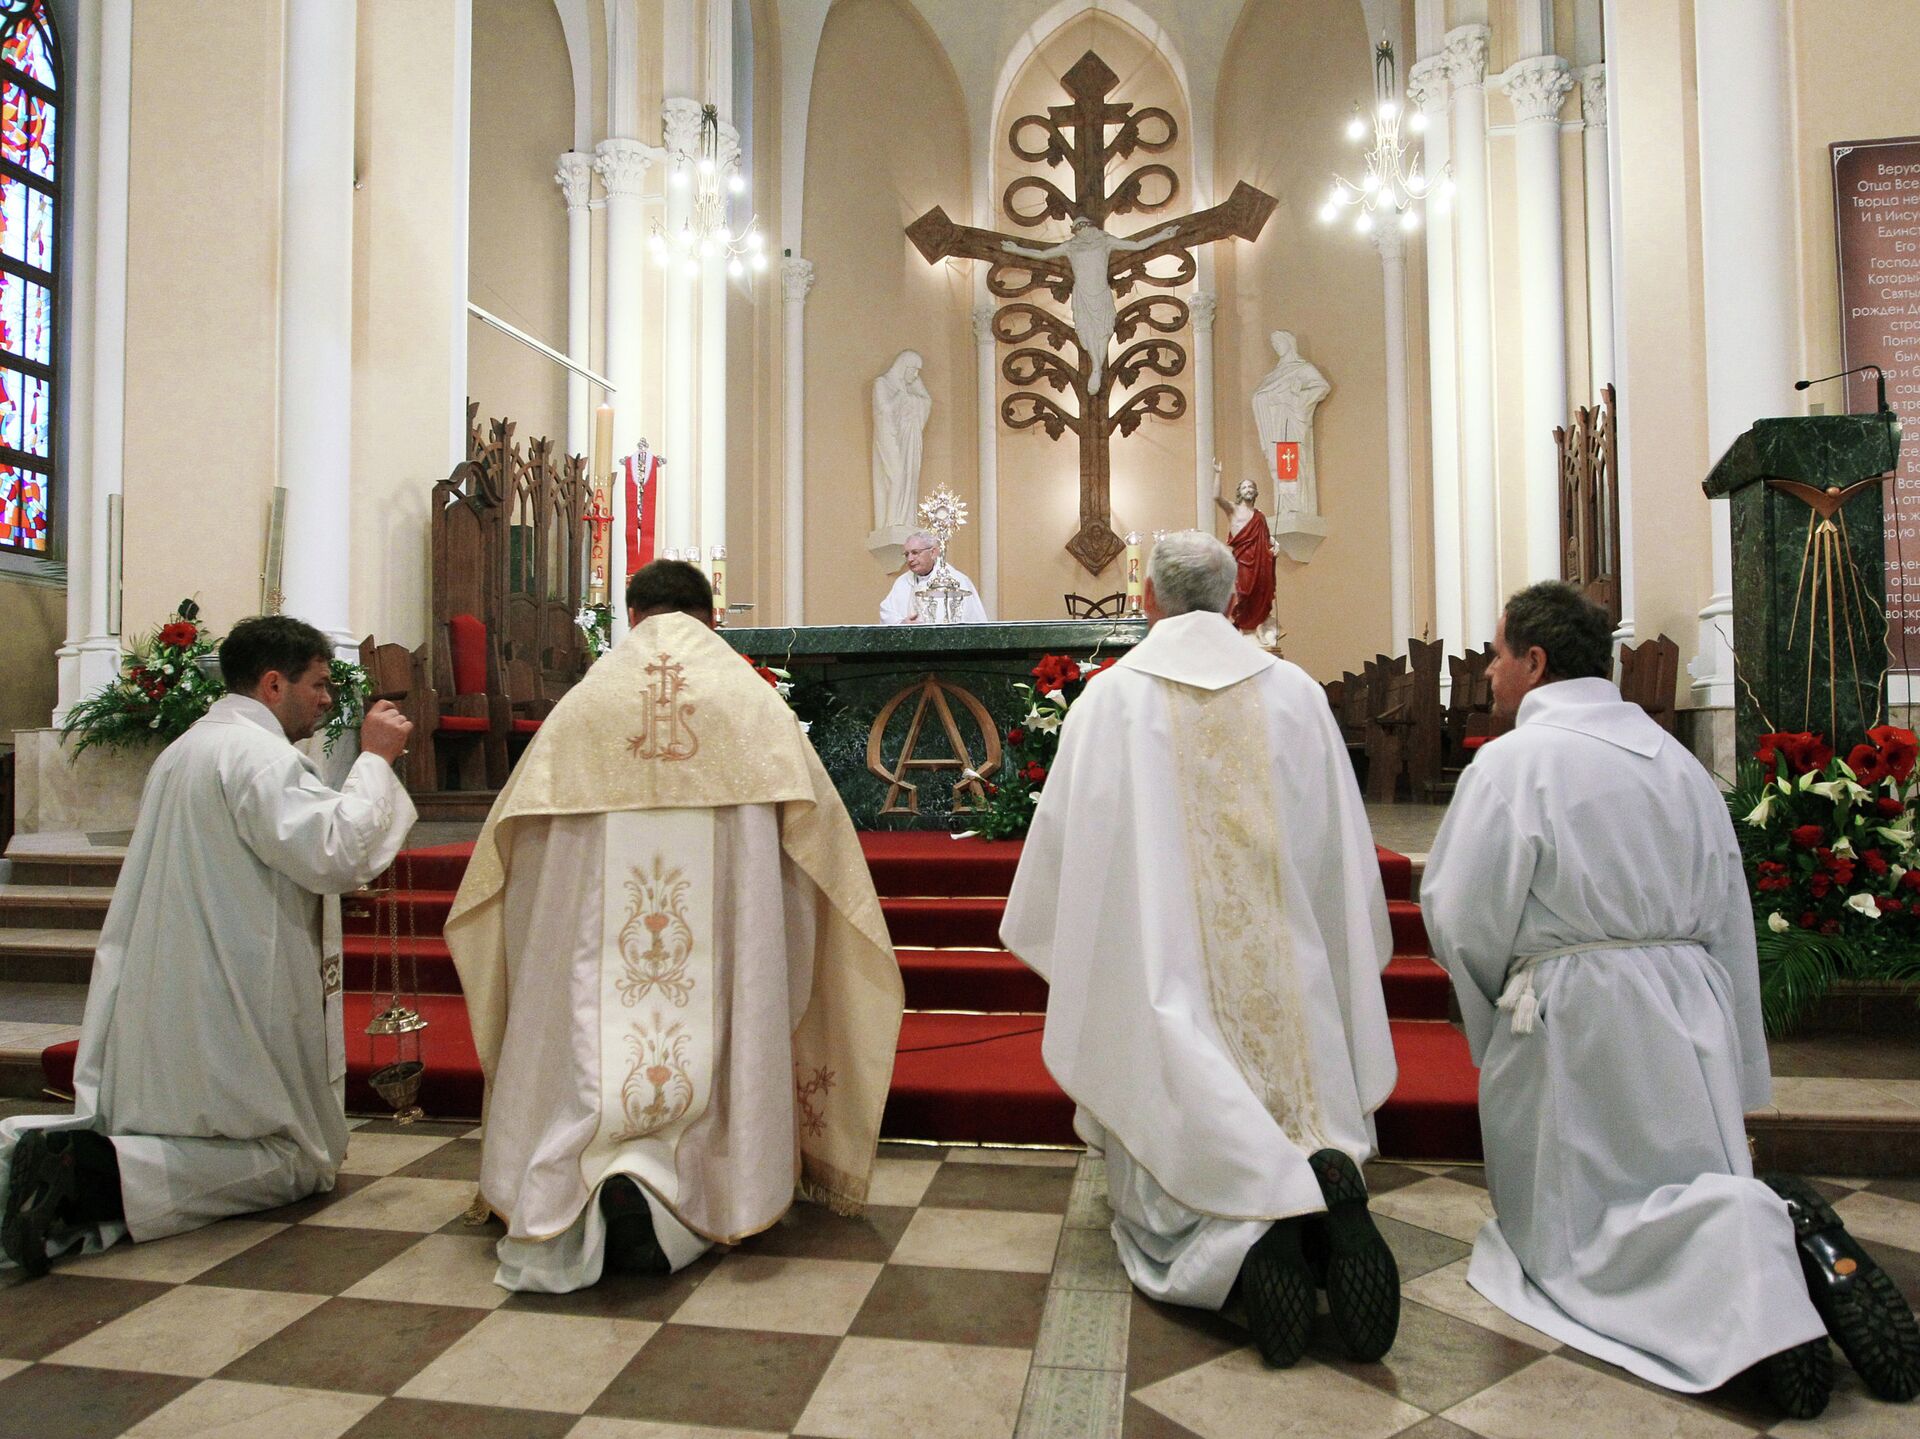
[1001,609,1397,1308]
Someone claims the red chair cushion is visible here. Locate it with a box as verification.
[436,715,489,734]
[448,613,488,696]
[1463,735,1490,753]
[511,718,542,734]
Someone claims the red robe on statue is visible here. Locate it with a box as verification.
[1227,509,1276,633]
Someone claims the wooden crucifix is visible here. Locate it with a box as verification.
[907,51,1277,573]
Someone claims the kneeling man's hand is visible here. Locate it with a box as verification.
[360,700,413,763]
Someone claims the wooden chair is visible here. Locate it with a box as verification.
[356,636,436,792]
[1445,644,1497,766]
[1065,592,1127,619]
[1362,654,1414,802]
[1618,633,1680,734]
[1404,637,1445,800]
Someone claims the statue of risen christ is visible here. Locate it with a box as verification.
[1003,217,1178,391]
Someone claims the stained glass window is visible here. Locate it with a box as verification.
[0,0,56,556]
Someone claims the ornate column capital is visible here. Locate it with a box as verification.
[1442,25,1490,92]
[1189,289,1218,333]
[555,150,594,210]
[1508,55,1575,125]
[1370,226,1406,263]
[1581,64,1608,128]
[593,137,655,198]
[713,116,742,175]
[782,256,816,304]
[972,302,997,343]
[663,96,706,160]
[1407,56,1451,113]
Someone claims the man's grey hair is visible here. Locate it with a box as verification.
[904,531,939,551]
[1148,530,1237,617]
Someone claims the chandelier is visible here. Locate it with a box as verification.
[1320,39,1452,236]
[650,103,767,279]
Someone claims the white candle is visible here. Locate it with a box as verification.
[710,545,728,626]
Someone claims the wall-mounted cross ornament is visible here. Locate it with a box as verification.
[907,51,1277,573]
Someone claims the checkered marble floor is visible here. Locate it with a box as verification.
[2,1113,1918,1439]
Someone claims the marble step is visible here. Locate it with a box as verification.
[0,883,114,930]
[0,928,98,984]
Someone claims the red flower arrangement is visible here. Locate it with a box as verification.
[972,650,1120,839]
[1735,722,1920,1033]
[158,620,198,649]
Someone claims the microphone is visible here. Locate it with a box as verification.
[1795,364,1888,414]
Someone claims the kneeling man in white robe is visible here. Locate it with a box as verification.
[1,616,417,1276]
[879,530,989,624]
[1423,581,1919,1419]
[446,560,905,1291]
[1001,531,1401,1367]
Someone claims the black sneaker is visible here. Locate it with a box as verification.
[1307,1149,1400,1362]
[2,1130,80,1279]
[1240,1217,1315,1368]
[1763,1173,1920,1403]
[1761,1336,1834,1420]
[598,1175,670,1276]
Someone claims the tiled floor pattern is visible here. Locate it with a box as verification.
[2,1112,1918,1439]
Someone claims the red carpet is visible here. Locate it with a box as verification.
[43,831,1482,1161]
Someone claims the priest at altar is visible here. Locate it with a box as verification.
[446,560,905,1291]
[1000,531,1400,1369]
[879,530,990,624]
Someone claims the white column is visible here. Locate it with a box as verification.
[1446,25,1499,643]
[1601,3,1633,647]
[698,117,741,555]
[1373,227,1414,645]
[973,302,1000,616]
[447,0,471,470]
[594,136,653,641]
[55,0,133,718]
[1692,0,1796,707]
[1190,290,1218,530]
[661,97,702,555]
[555,152,595,463]
[1580,65,1615,391]
[782,257,815,623]
[1408,54,1460,662]
[276,0,358,652]
[1508,54,1576,584]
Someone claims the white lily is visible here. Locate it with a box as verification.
[1846,893,1882,919]
[1767,912,1790,934]
[1028,709,1063,734]
[1878,824,1915,849]
[1745,793,1776,828]
[1830,835,1857,859]
[1809,777,1868,804]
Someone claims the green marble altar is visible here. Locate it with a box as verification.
[1703,411,1902,755]
[720,620,1147,829]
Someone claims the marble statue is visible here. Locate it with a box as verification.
[1213,471,1280,648]
[1002,217,1178,391]
[870,351,932,559]
[1251,331,1332,562]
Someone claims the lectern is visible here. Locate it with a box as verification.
[1702,408,1902,756]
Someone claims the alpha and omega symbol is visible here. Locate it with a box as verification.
[865,675,1004,815]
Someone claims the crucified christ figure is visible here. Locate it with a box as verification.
[1002,216,1178,391]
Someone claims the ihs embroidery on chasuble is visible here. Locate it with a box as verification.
[1165,681,1327,1152]
[627,651,700,761]
[617,856,697,1007]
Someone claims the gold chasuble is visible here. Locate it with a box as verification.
[446,614,903,1224]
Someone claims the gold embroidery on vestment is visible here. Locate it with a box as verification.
[1165,680,1326,1151]
[626,651,700,760]
[613,1011,697,1141]
[795,1064,836,1139]
[617,856,697,1007]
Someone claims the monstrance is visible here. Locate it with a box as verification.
[364,854,427,1123]
[915,487,974,624]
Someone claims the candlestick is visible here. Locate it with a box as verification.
[710,545,728,627]
[1124,531,1144,618]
